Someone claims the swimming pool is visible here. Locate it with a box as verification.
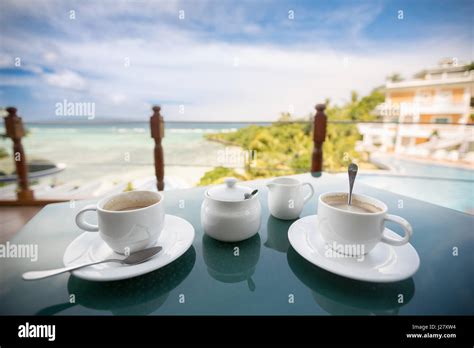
[356,156,474,215]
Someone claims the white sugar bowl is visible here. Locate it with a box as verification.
[201,177,261,242]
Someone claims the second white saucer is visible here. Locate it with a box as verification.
[288,215,420,283]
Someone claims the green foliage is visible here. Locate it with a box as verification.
[199,90,384,185]
[326,89,384,122]
[0,133,8,159]
[198,167,248,186]
[0,147,8,159]
[387,73,404,82]
[124,182,134,192]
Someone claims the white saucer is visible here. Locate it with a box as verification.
[63,214,195,281]
[288,215,420,283]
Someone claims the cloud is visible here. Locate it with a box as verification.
[320,2,384,40]
[44,70,86,90]
[43,52,58,63]
[0,0,472,121]
[0,54,13,67]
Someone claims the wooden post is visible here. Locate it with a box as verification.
[311,104,327,172]
[4,107,34,201]
[150,106,165,191]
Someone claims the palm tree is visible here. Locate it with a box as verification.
[387,73,404,82]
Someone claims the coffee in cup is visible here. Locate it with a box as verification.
[322,194,382,214]
[103,193,159,212]
[75,190,165,254]
[317,192,413,256]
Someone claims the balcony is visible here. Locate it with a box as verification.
[416,102,468,115]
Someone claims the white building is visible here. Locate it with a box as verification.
[357,58,474,162]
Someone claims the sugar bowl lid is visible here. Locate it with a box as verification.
[206,177,252,202]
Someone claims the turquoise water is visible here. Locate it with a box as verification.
[1,123,472,213]
[0,122,264,186]
[358,156,474,214]
[19,122,254,164]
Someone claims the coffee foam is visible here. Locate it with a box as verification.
[103,191,159,211]
[323,194,382,213]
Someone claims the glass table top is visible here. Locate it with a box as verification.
[1,173,473,315]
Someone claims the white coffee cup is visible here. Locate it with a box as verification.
[75,190,165,254]
[267,177,314,220]
[317,192,412,256]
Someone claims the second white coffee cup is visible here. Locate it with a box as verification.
[75,190,165,254]
[317,192,413,256]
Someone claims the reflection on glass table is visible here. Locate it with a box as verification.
[36,247,196,315]
[264,215,294,253]
[203,234,261,292]
[287,247,415,315]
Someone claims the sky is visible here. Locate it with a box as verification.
[0,0,472,122]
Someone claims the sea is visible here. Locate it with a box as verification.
[0,122,268,188]
[1,122,472,213]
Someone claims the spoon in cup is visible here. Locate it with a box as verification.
[347,163,358,205]
[244,189,258,200]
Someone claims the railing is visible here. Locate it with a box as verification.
[3,107,34,202]
[1,106,166,205]
[312,104,327,172]
[1,104,472,205]
[150,106,165,191]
